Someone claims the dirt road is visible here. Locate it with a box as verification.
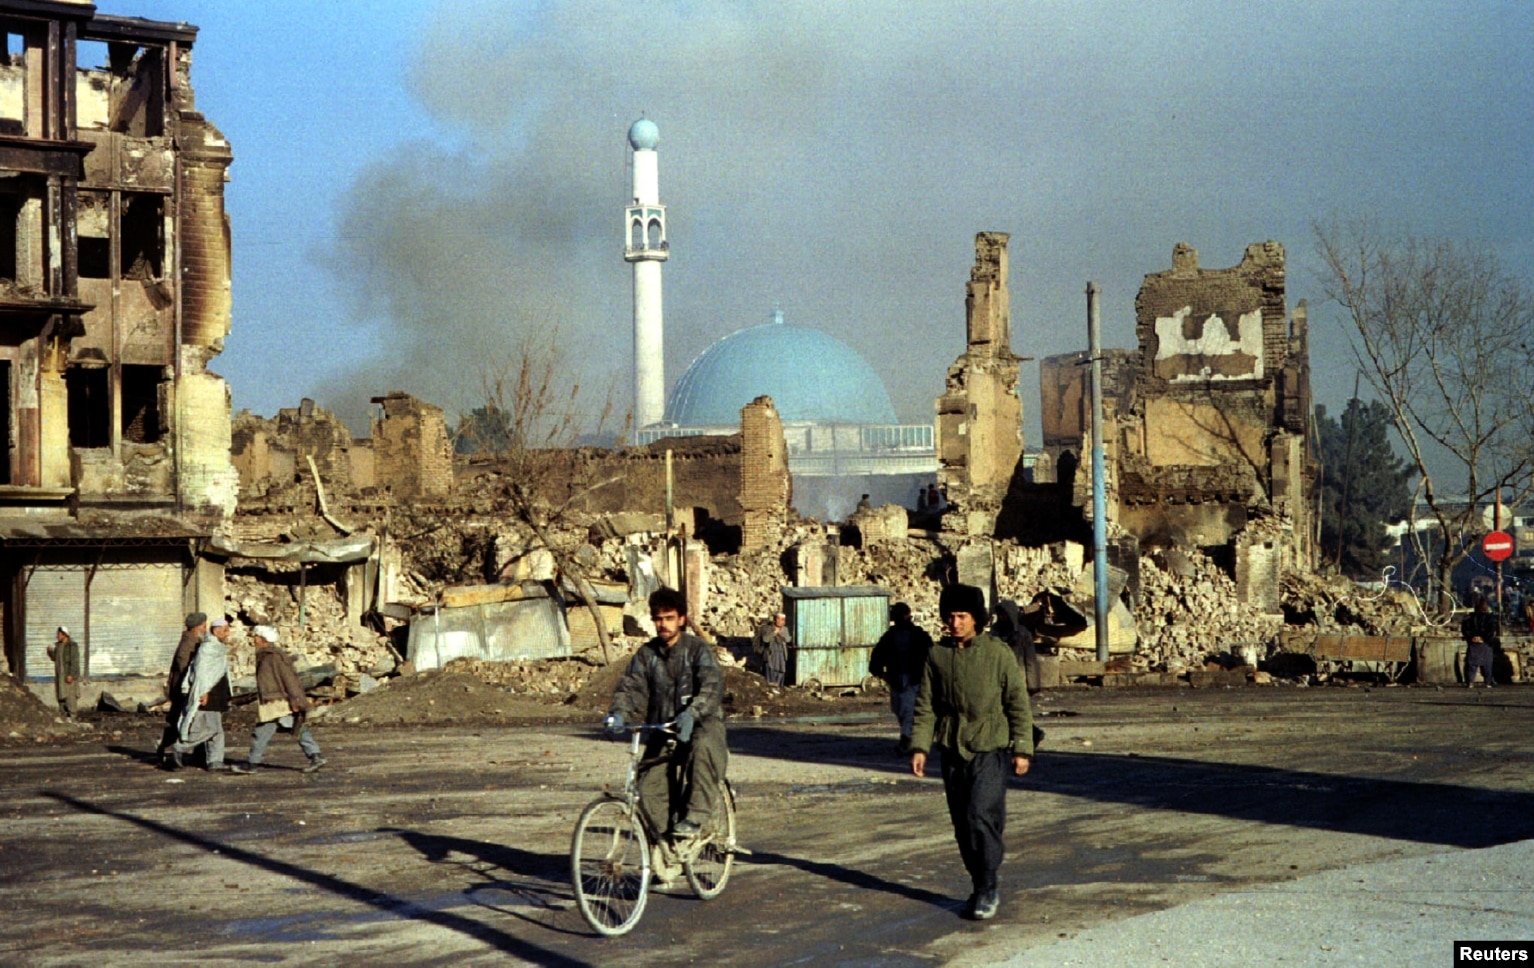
[4,685,1533,966]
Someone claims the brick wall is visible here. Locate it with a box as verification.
[371,392,454,500]
[739,396,790,552]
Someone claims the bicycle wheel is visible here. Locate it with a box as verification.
[684,781,735,899]
[571,797,651,936]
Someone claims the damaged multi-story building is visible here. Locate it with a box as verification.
[1039,242,1317,608]
[935,231,1025,535]
[0,5,235,692]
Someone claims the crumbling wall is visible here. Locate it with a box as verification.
[739,396,789,552]
[1038,349,1138,485]
[539,438,745,529]
[1114,243,1315,565]
[232,399,370,500]
[371,392,453,500]
[935,232,1023,531]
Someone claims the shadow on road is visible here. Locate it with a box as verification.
[1027,750,1534,848]
[620,725,1534,850]
[744,848,959,913]
[382,826,566,882]
[42,792,595,966]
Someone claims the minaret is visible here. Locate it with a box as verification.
[625,118,668,431]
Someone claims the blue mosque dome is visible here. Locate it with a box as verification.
[628,118,659,150]
[664,316,898,427]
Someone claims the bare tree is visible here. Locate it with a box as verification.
[460,332,630,662]
[1314,218,1534,611]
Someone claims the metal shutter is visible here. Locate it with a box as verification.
[23,568,87,682]
[88,564,185,677]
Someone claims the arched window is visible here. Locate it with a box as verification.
[630,219,644,248]
[647,218,663,247]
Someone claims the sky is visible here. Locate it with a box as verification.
[94,0,1534,440]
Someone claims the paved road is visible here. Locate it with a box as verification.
[2,686,1532,966]
[989,838,1534,967]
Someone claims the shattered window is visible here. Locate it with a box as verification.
[77,191,109,280]
[120,364,163,444]
[66,366,110,449]
[0,31,24,135]
[120,193,163,280]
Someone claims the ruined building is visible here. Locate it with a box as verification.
[0,7,235,685]
[1040,243,1316,608]
[935,232,1024,534]
[232,392,456,503]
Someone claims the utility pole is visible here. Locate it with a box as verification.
[1088,283,1109,662]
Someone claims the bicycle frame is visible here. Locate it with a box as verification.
[572,719,740,936]
[598,723,677,835]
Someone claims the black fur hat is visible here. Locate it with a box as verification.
[938,584,988,628]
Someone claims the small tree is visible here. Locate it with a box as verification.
[464,333,629,661]
[1315,219,1534,610]
[1315,399,1415,578]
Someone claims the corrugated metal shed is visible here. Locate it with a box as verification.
[406,582,571,671]
[781,585,890,689]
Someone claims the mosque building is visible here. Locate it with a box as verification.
[622,119,936,518]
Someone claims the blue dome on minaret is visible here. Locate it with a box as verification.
[628,119,659,150]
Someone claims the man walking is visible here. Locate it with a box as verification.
[231,626,326,774]
[911,583,1034,921]
[159,612,207,762]
[868,602,933,754]
[167,617,233,772]
[47,626,82,717]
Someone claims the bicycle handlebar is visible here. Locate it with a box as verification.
[603,719,677,733]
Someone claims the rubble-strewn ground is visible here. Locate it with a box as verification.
[0,677,79,740]
[5,687,1533,967]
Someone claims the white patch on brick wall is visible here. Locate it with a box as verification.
[1153,306,1264,381]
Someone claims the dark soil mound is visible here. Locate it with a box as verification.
[0,676,63,733]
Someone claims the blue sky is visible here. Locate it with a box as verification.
[95,1,1534,439]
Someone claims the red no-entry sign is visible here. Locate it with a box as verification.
[1483,530,1514,562]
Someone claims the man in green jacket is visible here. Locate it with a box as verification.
[48,626,82,717]
[911,583,1033,921]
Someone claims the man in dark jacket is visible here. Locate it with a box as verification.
[1462,596,1500,687]
[868,602,933,754]
[231,626,326,774]
[911,583,1034,922]
[606,587,727,843]
[158,612,207,762]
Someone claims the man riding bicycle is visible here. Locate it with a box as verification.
[606,587,729,847]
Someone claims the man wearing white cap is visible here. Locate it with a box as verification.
[47,626,82,717]
[231,626,325,774]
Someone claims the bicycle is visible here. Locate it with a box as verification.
[569,720,743,936]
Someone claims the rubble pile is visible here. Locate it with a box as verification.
[0,677,68,739]
[442,655,630,699]
[1278,570,1425,637]
[224,458,1461,708]
[1135,549,1286,670]
[220,572,397,682]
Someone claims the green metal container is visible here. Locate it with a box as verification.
[781,585,891,689]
